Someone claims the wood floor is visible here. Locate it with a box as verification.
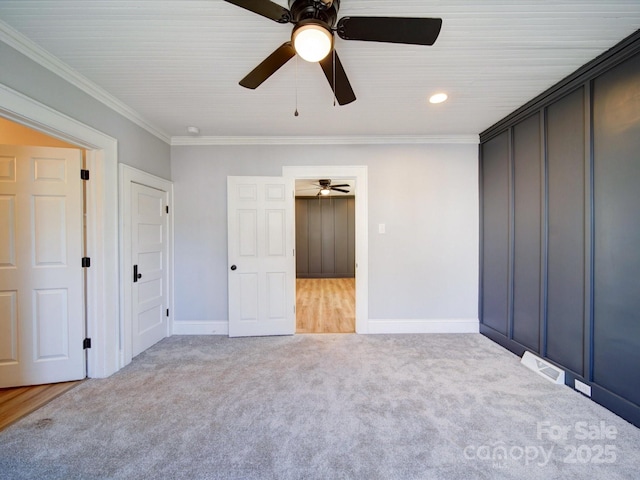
[0,381,81,432]
[296,278,355,334]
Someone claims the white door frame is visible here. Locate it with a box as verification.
[282,165,368,333]
[0,83,120,378]
[119,164,173,364]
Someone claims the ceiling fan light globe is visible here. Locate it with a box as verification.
[320,188,331,195]
[293,24,333,62]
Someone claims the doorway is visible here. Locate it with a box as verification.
[119,164,173,363]
[294,180,356,333]
[0,134,86,387]
[283,165,368,334]
[1,83,120,379]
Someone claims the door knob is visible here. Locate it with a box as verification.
[230,265,237,271]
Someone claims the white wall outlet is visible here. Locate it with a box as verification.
[379,223,386,234]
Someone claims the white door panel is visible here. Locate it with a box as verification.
[131,182,168,356]
[0,145,84,387]
[228,177,295,337]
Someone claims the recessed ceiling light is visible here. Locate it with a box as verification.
[186,126,200,135]
[429,93,448,104]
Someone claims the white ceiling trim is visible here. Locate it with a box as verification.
[171,134,479,146]
[0,19,171,144]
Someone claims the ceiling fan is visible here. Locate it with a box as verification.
[223,0,443,105]
[300,179,351,196]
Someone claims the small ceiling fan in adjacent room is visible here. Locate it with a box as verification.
[223,0,443,105]
[298,179,351,196]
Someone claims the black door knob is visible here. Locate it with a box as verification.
[230,265,237,271]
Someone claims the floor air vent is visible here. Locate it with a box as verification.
[521,352,565,385]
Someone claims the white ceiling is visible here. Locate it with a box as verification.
[1,1,639,142]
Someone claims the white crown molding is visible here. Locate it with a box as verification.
[0,19,171,144]
[171,134,480,146]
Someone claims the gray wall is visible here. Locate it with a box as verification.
[0,42,170,179]
[171,143,479,325]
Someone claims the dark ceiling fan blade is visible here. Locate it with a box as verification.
[331,188,350,193]
[319,50,356,106]
[330,184,350,188]
[239,42,296,89]
[336,17,442,46]
[223,0,291,24]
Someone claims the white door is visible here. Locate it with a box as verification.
[227,176,295,337]
[131,182,168,356]
[0,145,85,387]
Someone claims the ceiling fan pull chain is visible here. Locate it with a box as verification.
[332,48,336,107]
[294,54,299,117]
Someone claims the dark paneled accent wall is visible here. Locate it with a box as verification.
[592,53,640,408]
[546,88,586,375]
[480,132,510,336]
[512,113,542,352]
[295,197,355,278]
[479,30,640,427]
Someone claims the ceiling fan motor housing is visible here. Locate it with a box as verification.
[288,0,340,26]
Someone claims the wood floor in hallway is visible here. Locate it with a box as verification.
[296,278,355,334]
[0,381,81,432]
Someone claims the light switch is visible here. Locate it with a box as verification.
[379,223,386,234]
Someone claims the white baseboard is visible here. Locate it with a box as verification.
[172,320,228,336]
[171,319,478,336]
[367,318,479,334]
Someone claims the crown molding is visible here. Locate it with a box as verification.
[0,19,171,144]
[171,134,479,146]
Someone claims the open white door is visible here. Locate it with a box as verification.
[227,176,295,337]
[0,145,85,387]
[131,182,169,357]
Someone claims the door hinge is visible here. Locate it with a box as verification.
[82,257,91,268]
[166,205,169,214]
[83,338,91,349]
[81,169,90,180]
[166,309,169,317]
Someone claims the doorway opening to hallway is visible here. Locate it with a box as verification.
[294,179,356,333]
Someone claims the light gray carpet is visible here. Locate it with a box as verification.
[1,334,639,480]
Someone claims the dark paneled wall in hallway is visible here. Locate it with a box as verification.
[295,197,355,278]
[479,30,640,427]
